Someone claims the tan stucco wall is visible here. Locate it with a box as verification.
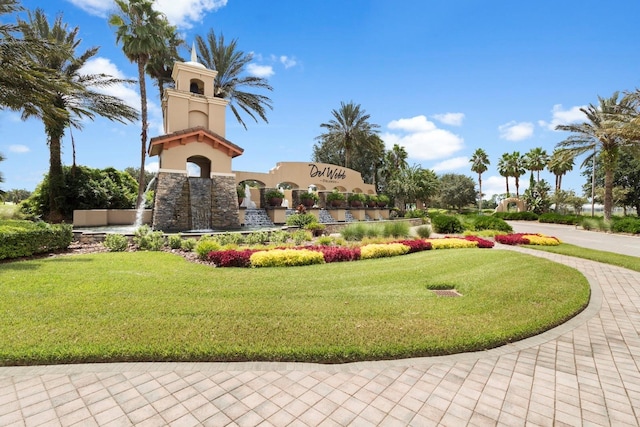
[159,140,233,173]
[163,89,228,136]
[234,162,376,194]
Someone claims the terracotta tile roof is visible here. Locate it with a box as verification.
[149,126,244,158]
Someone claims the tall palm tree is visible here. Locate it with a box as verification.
[18,8,138,221]
[195,29,273,129]
[524,147,548,183]
[547,149,574,192]
[146,20,183,106]
[497,153,511,197]
[110,0,167,208]
[470,148,490,211]
[0,151,5,200]
[506,151,525,198]
[556,92,634,221]
[317,101,380,169]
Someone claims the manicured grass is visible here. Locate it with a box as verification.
[524,243,640,273]
[0,250,589,365]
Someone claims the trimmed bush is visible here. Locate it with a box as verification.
[538,213,581,225]
[472,215,512,232]
[495,234,530,245]
[250,249,325,267]
[180,238,197,252]
[207,249,260,267]
[360,243,410,259]
[0,221,73,260]
[103,234,129,252]
[427,238,477,249]
[463,235,494,248]
[167,234,183,249]
[415,225,432,238]
[308,245,361,263]
[195,237,222,259]
[396,239,432,253]
[431,215,464,234]
[286,213,317,228]
[611,217,640,234]
[132,225,165,251]
[523,234,561,246]
[493,211,539,221]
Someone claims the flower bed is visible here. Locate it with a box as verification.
[495,233,561,246]
[427,237,478,249]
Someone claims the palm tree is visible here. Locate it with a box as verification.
[110,0,167,208]
[524,147,549,183]
[470,148,490,211]
[18,8,138,221]
[0,151,5,200]
[556,92,634,221]
[547,149,574,192]
[317,101,380,169]
[497,153,511,197]
[146,20,183,106]
[195,29,273,129]
[506,151,525,198]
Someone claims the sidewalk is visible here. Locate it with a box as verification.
[1,245,639,426]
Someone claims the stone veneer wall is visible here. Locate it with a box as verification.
[152,172,190,232]
[152,172,241,232]
[210,175,241,229]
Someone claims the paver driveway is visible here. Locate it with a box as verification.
[1,245,639,426]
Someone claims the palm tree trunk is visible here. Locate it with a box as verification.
[515,177,520,199]
[47,134,64,223]
[505,177,510,197]
[137,59,148,209]
[604,168,613,221]
[478,173,482,211]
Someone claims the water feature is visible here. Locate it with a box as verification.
[240,184,256,208]
[243,208,274,228]
[188,177,212,230]
[134,175,157,228]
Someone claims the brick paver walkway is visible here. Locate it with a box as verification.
[1,246,639,426]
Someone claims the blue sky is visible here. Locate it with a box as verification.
[2,0,640,199]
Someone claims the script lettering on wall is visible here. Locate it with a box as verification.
[308,164,347,184]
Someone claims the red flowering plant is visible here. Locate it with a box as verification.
[462,235,494,248]
[395,239,432,253]
[494,234,530,245]
[307,245,361,263]
[207,249,261,267]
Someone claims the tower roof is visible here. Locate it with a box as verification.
[149,126,243,158]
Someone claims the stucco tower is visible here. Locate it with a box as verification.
[148,46,244,232]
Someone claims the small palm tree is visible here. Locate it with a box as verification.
[506,151,525,198]
[547,149,574,192]
[555,92,635,221]
[196,29,273,129]
[18,8,138,221]
[317,101,380,169]
[110,0,167,208]
[524,147,549,183]
[470,148,490,211]
[497,153,511,197]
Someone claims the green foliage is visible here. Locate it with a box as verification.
[132,225,165,251]
[610,217,640,234]
[580,217,609,232]
[404,209,427,219]
[244,231,270,245]
[0,220,72,260]
[377,194,390,207]
[269,230,290,244]
[347,193,366,204]
[415,225,432,238]
[21,166,138,220]
[326,190,346,203]
[382,221,411,238]
[538,213,582,225]
[250,248,325,267]
[299,192,319,202]
[292,229,312,245]
[167,234,183,249]
[436,173,477,211]
[195,236,222,259]
[214,232,244,246]
[103,234,129,252]
[286,213,317,227]
[181,238,197,252]
[360,243,410,259]
[493,211,539,221]
[265,189,284,200]
[317,236,334,246]
[471,215,513,232]
[430,215,465,234]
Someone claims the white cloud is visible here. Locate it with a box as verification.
[483,175,515,200]
[382,115,464,160]
[432,112,465,126]
[8,144,29,153]
[279,55,297,69]
[538,104,586,131]
[66,0,227,29]
[79,57,141,110]
[247,63,274,78]
[498,121,534,141]
[432,156,469,172]
[145,161,159,173]
[65,0,112,17]
[154,0,228,28]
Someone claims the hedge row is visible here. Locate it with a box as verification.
[0,221,73,260]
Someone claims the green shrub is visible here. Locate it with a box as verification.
[292,229,312,245]
[103,234,129,252]
[0,221,72,260]
[286,213,317,228]
[611,217,640,234]
[250,249,325,267]
[269,230,290,244]
[415,225,432,238]
[245,231,270,245]
[181,238,197,252]
[132,225,165,251]
[404,209,427,219]
[167,234,183,249]
[195,237,222,259]
[431,215,464,234]
[472,215,513,232]
[340,223,368,241]
[493,211,539,221]
[317,236,333,246]
[538,213,581,225]
[382,221,411,238]
[214,232,244,246]
[580,217,608,232]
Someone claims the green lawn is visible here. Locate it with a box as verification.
[0,249,590,365]
[524,243,640,272]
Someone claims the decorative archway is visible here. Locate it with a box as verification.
[495,197,527,213]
